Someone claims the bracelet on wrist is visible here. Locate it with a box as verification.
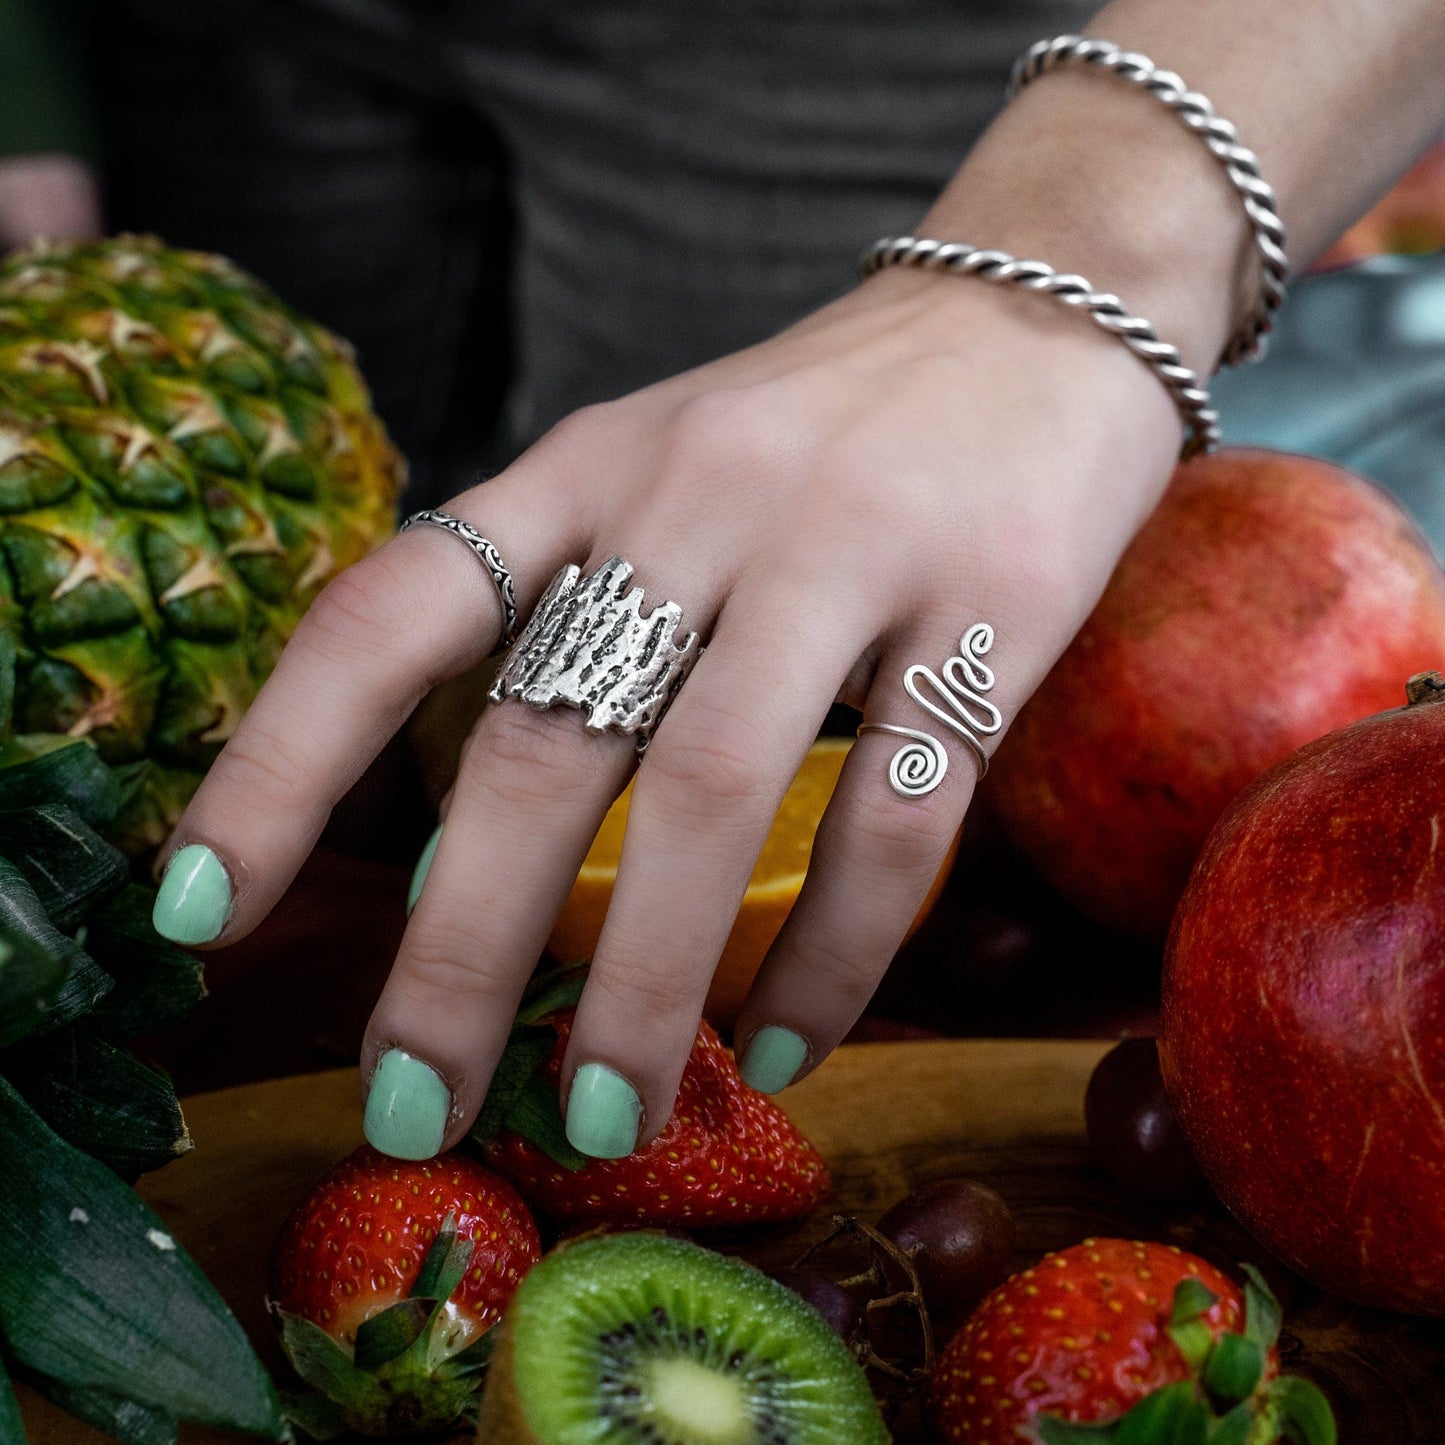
[1009,34,1289,367]
[861,237,1220,459]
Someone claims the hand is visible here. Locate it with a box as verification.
[0,154,104,251]
[155,266,1183,1159]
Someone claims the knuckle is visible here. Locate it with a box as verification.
[783,929,887,1007]
[210,723,316,803]
[835,787,953,878]
[591,956,691,1027]
[303,555,417,658]
[668,387,798,478]
[398,924,513,1005]
[463,704,605,809]
[643,714,772,816]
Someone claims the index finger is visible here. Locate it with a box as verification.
[150,471,585,947]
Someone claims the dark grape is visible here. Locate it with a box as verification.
[875,1178,1015,1324]
[1085,1037,1209,1203]
[770,1269,861,1339]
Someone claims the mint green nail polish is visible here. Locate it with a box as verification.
[407,823,442,915]
[364,1049,450,1160]
[739,1026,808,1095]
[566,1063,642,1159]
[152,843,232,945]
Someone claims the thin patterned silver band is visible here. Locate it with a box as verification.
[489,556,701,751]
[861,238,1220,457]
[859,622,1003,797]
[1009,34,1289,367]
[399,509,520,650]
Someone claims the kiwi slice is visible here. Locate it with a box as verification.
[476,1232,888,1444]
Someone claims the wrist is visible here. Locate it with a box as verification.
[918,67,1259,377]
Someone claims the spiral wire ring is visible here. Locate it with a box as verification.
[861,238,1219,457]
[859,623,1003,796]
[400,509,520,651]
[1009,34,1289,367]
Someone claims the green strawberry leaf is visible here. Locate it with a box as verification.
[1206,1401,1254,1445]
[515,963,588,1025]
[0,1077,282,1436]
[1170,1277,1220,1326]
[1241,1264,1283,1353]
[1203,1334,1264,1407]
[0,858,111,1034]
[0,1353,24,1445]
[2,1027,191,1180]
[1114,1382,1209,1445]
[410,1214,474,1306]
[1168,1318,1215,1374]
[0,927,67,1048]
[0,740,125,829]
[502,1068,588,1172]
[280,1388,348,1442]
[471,1030,553,1147]
[277,1312,371,1404]
[1036,1419,1120,1443]
[84,886,206,1040]
[1270,1376,1337,1445]
[0,802,128,932]
[447,1331,496,1375]
[352,1299,433,1372]
[23,1372,178,1445]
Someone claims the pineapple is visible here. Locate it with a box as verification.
[0,235,403,853]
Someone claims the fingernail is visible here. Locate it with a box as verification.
[566,1063,642,1159]
[364,1049,451,1160]
[407,823,442,915]
[152,843,232,944]
[739,1026,809,1094]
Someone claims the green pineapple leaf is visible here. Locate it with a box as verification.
[0,740,126,830]
[0,858,110,1034]
[85,886,206,1041]
[0,927,68,1049]
[0,1352,24,1445]
[0,1077,282,1436]
[2,1027,191,1180]
[0,801,128,931]
[21,1372,177,1445]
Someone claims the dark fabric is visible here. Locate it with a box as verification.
[0,0,98,161]
[96,0,1096,503]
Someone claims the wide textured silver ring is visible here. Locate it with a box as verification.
[399,509,520,651]
[488,556,701,751]
[858,622,1002,796]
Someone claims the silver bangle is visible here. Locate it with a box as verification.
[1009,35,1289,367]
[861,237,1219,457]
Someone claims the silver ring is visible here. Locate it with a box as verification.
[859,623,1002,796]
[488,556,701,751]
[400,509,520,649]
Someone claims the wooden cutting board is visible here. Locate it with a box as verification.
[17,1040,1445,1441]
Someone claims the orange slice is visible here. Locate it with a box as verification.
[548,738,956,1026]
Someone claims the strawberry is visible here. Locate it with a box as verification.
[474,968,830,1226]
[931,1238,1335,1444]
[267,1145,541,1436]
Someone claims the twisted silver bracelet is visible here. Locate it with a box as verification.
[1009,35,1288,367]
[861,237,1220,457]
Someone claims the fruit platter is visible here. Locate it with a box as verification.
[14,1039,1445,1443]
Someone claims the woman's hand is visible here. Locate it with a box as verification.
[155,264,1183,1159]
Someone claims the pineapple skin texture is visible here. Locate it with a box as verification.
[0,236,404,855]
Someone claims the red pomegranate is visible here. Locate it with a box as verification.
[988,448,1445,940]
[1160,673,1445,1315]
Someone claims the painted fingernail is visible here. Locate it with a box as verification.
[566,1063,642,1159]
[739,1026,809,1095]
[407,823,442,915]
[364,1049,451,1160]
[152,843,232,945]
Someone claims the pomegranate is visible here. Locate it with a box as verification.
[1161,673,1445,1315]
[988,448,1445,940]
